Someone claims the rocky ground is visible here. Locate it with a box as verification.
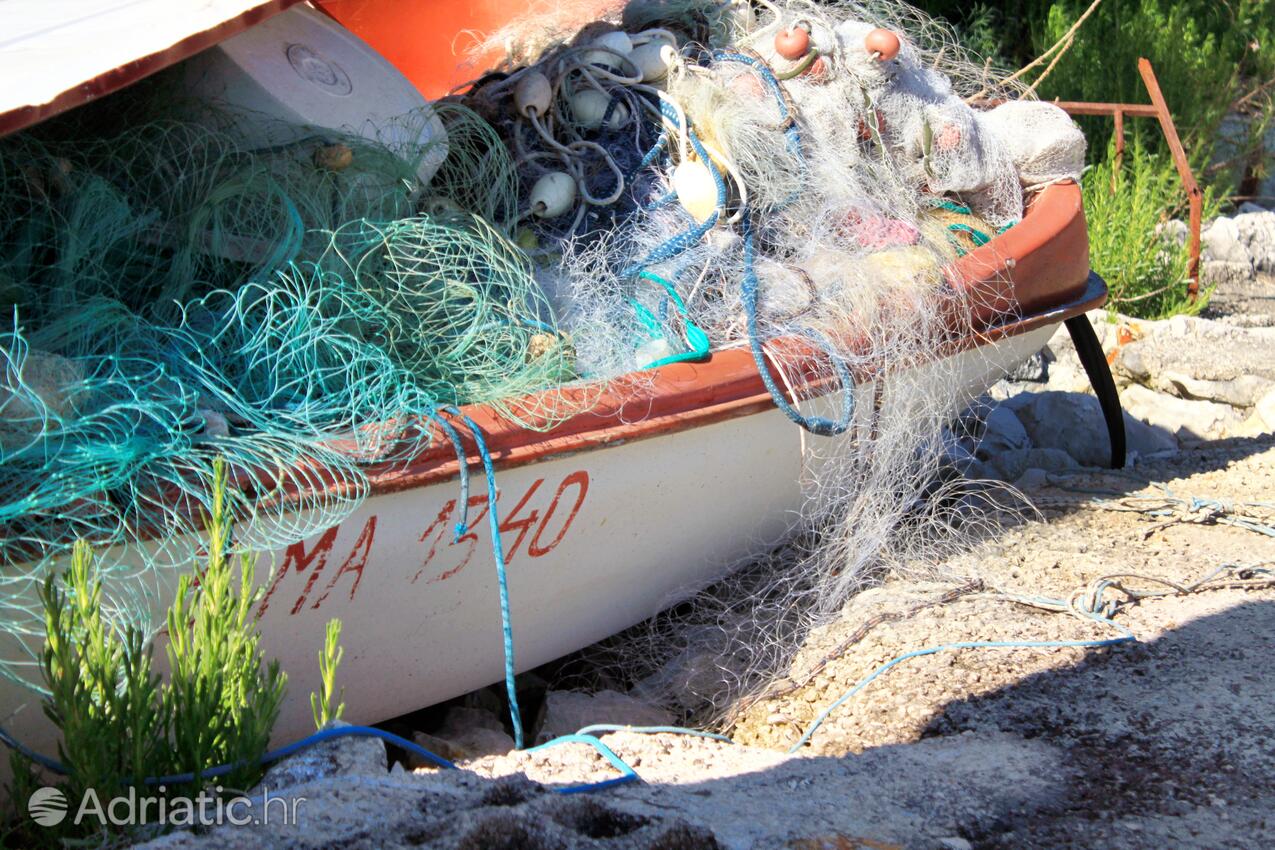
[136,223,1275,850]
[136,439,1275,850]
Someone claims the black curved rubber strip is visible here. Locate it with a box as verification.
[1065,309,1126,469]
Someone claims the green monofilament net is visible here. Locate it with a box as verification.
[0,97,576,690]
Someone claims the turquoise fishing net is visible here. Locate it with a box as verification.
[0,99,575,689]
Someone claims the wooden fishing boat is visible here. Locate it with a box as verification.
[0,1,1124,762]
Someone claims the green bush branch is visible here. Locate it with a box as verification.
[311,619,346,731]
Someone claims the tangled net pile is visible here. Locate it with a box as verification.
[0,102,577,687]
[461,0,1086,720]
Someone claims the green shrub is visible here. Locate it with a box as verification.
[162,458,287,791]
[1084,140,1222,319]
[1034,0,1271,153]
[38,539,165,813]
[6,457,286,846]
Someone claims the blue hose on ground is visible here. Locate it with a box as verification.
[787,628,1136,752]
[0,724,457,783]
[526,734,639,793]
[0,721,647,795]
[575,725,734,743]
[151,726,458,784]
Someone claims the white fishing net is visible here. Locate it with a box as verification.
[978,99,1088,191]
[455,0,1083,724]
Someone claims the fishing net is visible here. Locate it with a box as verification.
[0,97,580,689]
[0,0,1089,724]
[457,0,1085,722]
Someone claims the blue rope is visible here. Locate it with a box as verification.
[633,132,669,178]
[788,618,1136,752]
[426,409,472,541]
[425,409,699,793]
[526,734,639,793]
[739,211,855,436]
[643,189,680,212]
[630,271,712,368]
[0,724,457,783]
[439,406,524,749]
[619,105,725,279]
[0,722,641,794]
[711,51,804,160]
[0,721,659,795]
[0,724,65,774]
[149,726,458,785]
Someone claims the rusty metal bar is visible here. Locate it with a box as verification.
[1053,60,1204,303]
[1137,58,1202,300]
[1052,101,1160,117]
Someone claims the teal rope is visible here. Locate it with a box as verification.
[631,271,711,368]
[946,222,991,248]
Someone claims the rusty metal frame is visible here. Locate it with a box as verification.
[1055,58,1204,300]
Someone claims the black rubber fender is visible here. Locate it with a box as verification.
[1065,314,1126,469]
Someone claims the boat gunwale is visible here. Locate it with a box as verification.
[362,272,1104,500]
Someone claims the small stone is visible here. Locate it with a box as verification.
[985,447,1077,481]
[1202,259,1255,286]
[257,720,387,791]
[409,731,462,767]
[1200,216,1253,268]
[1014,467,1050,490]
[536,689,673,743]
[1157,218,1188,247]
[1013,390,1177,466]
[1004,347,1053,383]
[431,706,515,759]
[976,405,1030,458]
[0,349,83,445]
[1233,210,1275,271]
[1119,384,1242,441]
[199,408,231,438]
[1254,387,1275,432]
[1155,371,1275,409]
[938,837,973,850]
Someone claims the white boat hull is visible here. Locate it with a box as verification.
[0,325,1054,767]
